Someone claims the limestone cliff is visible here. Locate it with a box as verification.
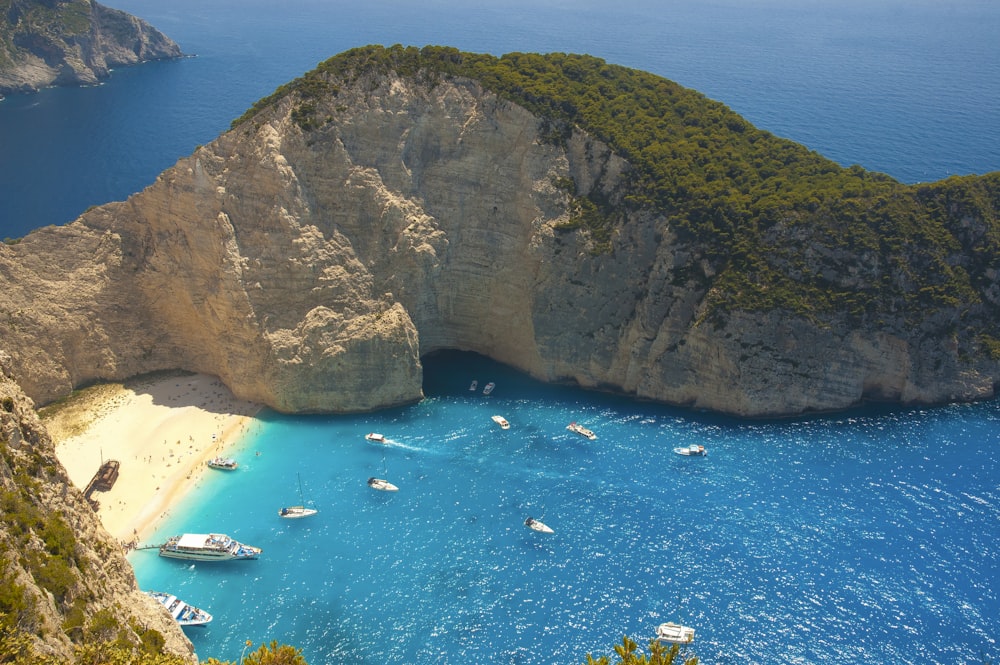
[0,352,194,661]
[1,45,999,417]
[0,0,181,95]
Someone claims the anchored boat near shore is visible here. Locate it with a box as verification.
[159,533,261,561]
[206,456,238,470]
[145,590,213,626]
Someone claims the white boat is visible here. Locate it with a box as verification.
[145,590,213,627]
[279,474,318,519]
[655,622,695,643]
[206,456,238,470]
[566,422,597,440]
[159,533,261,561]
[469,379,478,391]
[524,516,554,533]
[279,505,318,518]
[492,415,510,430]
[673,444,706,456]
[365,432,386,443]
[482,381,495,395]
[368,477,399,492]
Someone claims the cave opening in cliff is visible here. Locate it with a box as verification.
[421,350,559,401]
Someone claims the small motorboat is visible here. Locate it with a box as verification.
[482,382,495,395]
[469,379,478,391]
[368,477,399,492]
[524,517,554,534]
[673,444,706,456]
[566,422,597,440]
[365,432,386,443]
[655,622,695,643]
[492,415,510,430]
[206,456,238,470]
[145,590,213,627]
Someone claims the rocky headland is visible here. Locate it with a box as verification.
[0,353,195,662]
[0,0,181,96]
[2,45,1000,420]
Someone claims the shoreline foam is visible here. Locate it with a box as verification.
[47,373,261,544]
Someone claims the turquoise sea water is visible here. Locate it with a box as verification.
[129,353,1000,665]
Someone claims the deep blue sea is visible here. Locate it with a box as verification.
[1,0,999,239]
[1,1,998,663]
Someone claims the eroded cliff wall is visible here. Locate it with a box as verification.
[0,63,998,417]
[0,352,194,661]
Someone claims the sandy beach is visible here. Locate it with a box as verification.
[45,373,262,545]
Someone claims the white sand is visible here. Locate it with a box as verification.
[47,373,261,544]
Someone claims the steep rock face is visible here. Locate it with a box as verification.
[0,58,998,417]
[0,353,194,661]
[0,0,181,95]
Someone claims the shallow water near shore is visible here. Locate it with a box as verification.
[130,352,999,664]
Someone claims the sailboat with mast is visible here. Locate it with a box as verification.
[278,474,318,518]
[367,452,399,492]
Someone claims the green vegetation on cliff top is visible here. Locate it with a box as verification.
[233,45,1000,333]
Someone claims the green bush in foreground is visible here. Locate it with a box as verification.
[584,635,698,665]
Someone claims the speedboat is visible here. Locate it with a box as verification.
[655,622,695,643]
[492,415,510,430]
[145,590,213,627]
[368,477,399,492]
[566,422,597,440]
[524,517,554,533]
[159,533,261,561]
[673,444,706,456]
[469,379,478,391]
[482,382,495,395]
[206,456,238,470]
[365,432,386,443]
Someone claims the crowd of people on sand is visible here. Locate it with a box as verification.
[120,529,140,552]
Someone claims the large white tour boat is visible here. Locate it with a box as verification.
[159,533,261,561]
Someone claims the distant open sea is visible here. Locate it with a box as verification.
[2,1,999,663]
[1,0,999,239]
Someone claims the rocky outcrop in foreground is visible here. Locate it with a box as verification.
[0,352,194,661]
[1,46,999,417]
[0,0,181,95]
